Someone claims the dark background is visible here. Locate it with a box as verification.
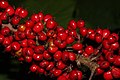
[0,0,120,80]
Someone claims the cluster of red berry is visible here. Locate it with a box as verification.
[0,0,120,80]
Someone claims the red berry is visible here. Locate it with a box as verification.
[69,52,76,61]
[25,56,32,63]
[62,51,69,62]
[85,45,94,55]
[15,7,22,15]
[43,14,53,22]
[27,39,36,48]
[77,20,85,28]
[48,46,58,54]
[5,44,11,52]
[87,29,94,35]
[11,42,20,51]
[77,70,82,80]
[57,75,67,80]
[79,27,87,37]
[3,37,11,46]
[58,41,67,49]
[95,34,102,43]
[110,42,119,50]
[108,35,116,44]
[33,53,43,61]
[34,45,44,54]
[53,69,62,76]
[69,70,78,80]
[0,34,4,43]
[0,12,7,20]
[39,60,49,68]
[99,61,110,69]
[25,20,34,28]
[0,1,9,9]
[37,67,45,74]
[11,15,21,25]
[54,51,62,61]
[66,36,74,44]
[102,29,110,38]
[96,28,103,35]
[88,33,95,40]
[43,51,51,60]
[18,24,26,32]
[114,56,120,66]
[46,19,57,29]
[56,26,64,32]
[111,33,119,41]
[111,67,120,78]
[1,27,10,36]
[33,22,44,33]
[102,39,110,49]
[57,60,66,70]
[68,20,77,29]
[5,6,14,16]
[31,14,39,22]
[69,30,77,38]
[72,43,83,51]
[25,48,34,56]
[38,12,44,21]
[103,71,113,80]
[46,62,54,71]
[30,64,38,72]
[57,32,68,41]
[38,31,47,41]
[19,9,28,18]
[96,67,104,75]
[106,53,116,63]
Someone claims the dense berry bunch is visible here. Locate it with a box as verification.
[0,0,120,80]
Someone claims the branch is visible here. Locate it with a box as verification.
[2,23,17,32]
[76,55,99,80]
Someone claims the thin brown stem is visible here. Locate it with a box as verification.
[2,23,17,32]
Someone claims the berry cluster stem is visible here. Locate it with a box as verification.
[76,55,99,80]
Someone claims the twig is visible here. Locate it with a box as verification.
[2,23,17,32]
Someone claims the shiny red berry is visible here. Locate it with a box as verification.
[0,1,9,9]
[33,53,43,61]
[30,64,38,72]
[11,15,21,25]
[11,42,20,51]
[0,34,4,43]
[31,14,39,22]
[102,29,110,38]
[69,70,78,80]
[43,14,53,22]
[53,69,62,76]
[5,6,14,16]
[33,22,44,33]
[46,19,57,29]
[15,7,22,15]
[68,20,77,29]
[79,27,87,37]
[72,43,83,51]
[38,12,44,21]
[85,45,94,55]
[103,71,113,80]
[1,27,10,36]
[69,52,76,61]
[19,9,28,18]
[114,56,120,66]
[77,20,85,28]
[111,67,120,78]
[57,75,67,80]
